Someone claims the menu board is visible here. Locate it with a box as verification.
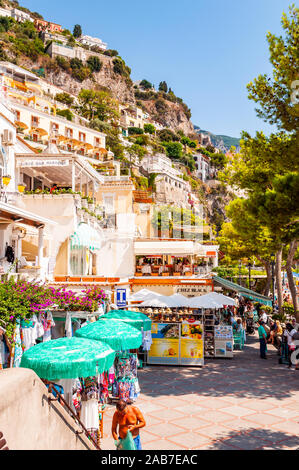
[147,323,204,367]
[148,323,180,365]
[214,325,233,358]
[180,323,204,366]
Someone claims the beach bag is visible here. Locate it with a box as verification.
[118,431,136,451]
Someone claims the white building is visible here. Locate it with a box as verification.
[194,153,211,182]
[141,153,192,206]
[46,42,87,62]
[79,35,107,51]
[0,7,11,18]
[11,8,33,23]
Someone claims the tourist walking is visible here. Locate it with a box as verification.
[112,399,146,450]
[258,321,268,359]
[284,323,298,369]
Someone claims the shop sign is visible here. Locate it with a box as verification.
[181,323,204,366]
[214,325,233,358]
[148,323,204,367]
[116,288,127,308]
[17,159,69,168]
[176,285,211,297]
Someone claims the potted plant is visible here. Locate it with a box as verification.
[2,175,11,187]
[81,196,89,208]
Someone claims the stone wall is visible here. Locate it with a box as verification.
[0,368,94,450]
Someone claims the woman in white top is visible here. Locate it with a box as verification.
[284,323,297,369]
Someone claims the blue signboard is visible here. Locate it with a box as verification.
[116,289,127,308]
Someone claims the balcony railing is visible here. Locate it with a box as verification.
[103,176,131,183]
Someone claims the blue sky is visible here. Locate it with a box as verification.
[21,0,291,138]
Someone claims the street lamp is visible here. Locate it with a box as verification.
[270,253,275,311]
[248,262,252,290]
[238,260,242,286]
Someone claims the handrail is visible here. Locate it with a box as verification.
[46,381,101,450]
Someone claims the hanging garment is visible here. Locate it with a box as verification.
[0,337,7,370]
[118,381,131,401]
[57,379,76,413]
[5,245,15,264]
[80,399,99,432]
[13,320,23,368]
[142,330,153,351]
[108,365,115,384]
[21,319,34,351]
[65,312,72,338]
[41,312,55,342]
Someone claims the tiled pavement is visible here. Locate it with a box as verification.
[100,333,299,450]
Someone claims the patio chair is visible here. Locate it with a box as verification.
[233,330,245,350]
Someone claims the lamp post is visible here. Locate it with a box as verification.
[239,260,242,286]
[270,253,275,311]
[248,262,252,290]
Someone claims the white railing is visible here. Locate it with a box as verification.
[103,176,131,183]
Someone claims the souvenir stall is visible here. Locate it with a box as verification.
[135,292,237,362]
[20,336,116,448]
[137,296,204,366]
[76,318,143,403]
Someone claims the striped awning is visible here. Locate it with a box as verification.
[70,223,102,251]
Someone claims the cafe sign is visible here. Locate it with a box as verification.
[176,285,212,297]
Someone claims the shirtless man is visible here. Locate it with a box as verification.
[112,400,146,450]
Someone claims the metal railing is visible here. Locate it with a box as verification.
[46,382,101,450]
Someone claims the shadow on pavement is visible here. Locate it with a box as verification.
[139,334,298,401]
[207,427,299,450]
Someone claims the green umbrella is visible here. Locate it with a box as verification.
[102,310,152,332]
[20,337,115,380]
[75,319,142,351]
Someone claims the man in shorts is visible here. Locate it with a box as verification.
[112,400,146,450]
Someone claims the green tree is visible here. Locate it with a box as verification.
[144,123,156,135]
[162,141,183,159]
[159,81,168,93]
[157,128,179,142]
[128,127,144,135]
[77,89,119,121]
[140,79,153,90]
[221,132,299,315]
[247,5,299,132]
[104,49,119,57]
[126,144,146,175]
[219,199,279,295]
[73,24,82,38]
[87,55,102,72]
[55,92,74,106]
[209,152,228,170]
[56,109,73,121]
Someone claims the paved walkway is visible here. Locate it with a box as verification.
[101,333,299,450]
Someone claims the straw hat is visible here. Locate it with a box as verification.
[146,308,153,314]
[166,308,172,314]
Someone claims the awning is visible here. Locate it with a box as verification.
[213,276,272,306]
[134,240,196,256]
[0,202,57,228]
[70,223,102,251]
